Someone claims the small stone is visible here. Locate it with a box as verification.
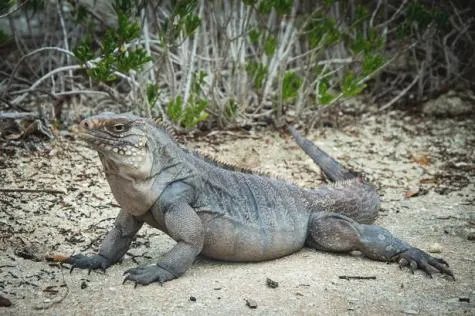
[427,243,442,253]
[458,297,470,303]
[467,232,475,241]
[422,92,473,116]
[403,309,419,315]
[246,299,258,309]
[80,281,87,289]
[0,294,12,307]
[189,296,196,302]
[266,278,279,289]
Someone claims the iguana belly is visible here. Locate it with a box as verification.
[197,211,308,261]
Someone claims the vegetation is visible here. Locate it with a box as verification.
[0,0,473,128]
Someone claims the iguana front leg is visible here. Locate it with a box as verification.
[67,210,143,272]
[307,212,454,278]
[123,201,204,286]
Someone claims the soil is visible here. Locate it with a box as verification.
[0,107,474,315]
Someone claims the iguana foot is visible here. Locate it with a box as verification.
[66,254,111,274]
[122,264,175,286]
[392,247,454,279]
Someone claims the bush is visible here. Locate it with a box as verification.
[0,0,473,128]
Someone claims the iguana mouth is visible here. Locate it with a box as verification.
[78,117,149,168]
[78,130,134,154]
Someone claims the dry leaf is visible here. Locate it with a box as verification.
[420,178,438,184]
[410,152,431,166]
[405,185,420,198]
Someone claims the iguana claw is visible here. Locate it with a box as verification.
[393,247,454,280]
[122,264,175,286]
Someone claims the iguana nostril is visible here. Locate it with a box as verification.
[80,120,90,129]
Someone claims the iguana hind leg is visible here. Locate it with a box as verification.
[307,212,453,278]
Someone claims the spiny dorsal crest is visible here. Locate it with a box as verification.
[150,117,281,179]
[195,150,272,177]
[152,116,178,140]
[325,177,362,189]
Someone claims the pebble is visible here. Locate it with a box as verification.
[246,299,258,309]
[266,278,279,289]
[427,243,442,253]
[0,294,12,307]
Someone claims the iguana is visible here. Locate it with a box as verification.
[66,112,453,285]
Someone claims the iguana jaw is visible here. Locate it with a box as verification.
[78,113,152,178]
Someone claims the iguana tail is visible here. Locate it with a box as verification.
[288,127,357,182]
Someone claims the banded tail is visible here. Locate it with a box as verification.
[288,127,357,182]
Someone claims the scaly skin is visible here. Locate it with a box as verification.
[66,112,453,286]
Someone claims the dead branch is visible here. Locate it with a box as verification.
[0,188,67,194]
[0,111,38,120]
[338,275,377,280]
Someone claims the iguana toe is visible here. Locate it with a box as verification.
[66,254,111,273]
[122,264,175,286]
[393,247,454,279]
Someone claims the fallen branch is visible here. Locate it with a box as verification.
[0,112,38,120]
[338,275,377,280]
[0,188,66,194]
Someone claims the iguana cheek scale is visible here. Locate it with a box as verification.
[65,112,453,286]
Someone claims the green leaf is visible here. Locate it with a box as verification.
[249,29,260,45]
[258,0,273,14]
[272,0,293,15]
[242,0,257,6]
[184,15,201,36]
[167,96,183,123]
[174,0,198,17]
[73,38,94,63]
[362,54,385,76]
[317,81,335,105]
[342,72,366,97]
[182,99,208,128]
[225,99,238,119]
[282,72,302,101]
[305,13,340,48]
[192,71,207,95]
[246,61,268,90]
[323,0,336,6]
[147,84,160,105]
[263,35,277,56]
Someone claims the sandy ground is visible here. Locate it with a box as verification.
[0,108,474,315]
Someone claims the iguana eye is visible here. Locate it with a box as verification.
[106,123,128,133]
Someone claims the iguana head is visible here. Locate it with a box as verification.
[79,112,173,178]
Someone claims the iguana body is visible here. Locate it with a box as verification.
[67,112,453,285]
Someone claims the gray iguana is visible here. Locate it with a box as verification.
[66,112,453,285]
